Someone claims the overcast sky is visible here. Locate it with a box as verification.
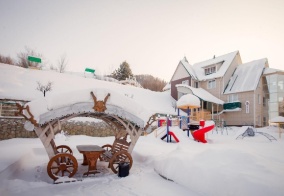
[1,0,284,81]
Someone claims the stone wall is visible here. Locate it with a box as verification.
[0,117,37,140]
[61,121,116,137]
[0,117,116,140]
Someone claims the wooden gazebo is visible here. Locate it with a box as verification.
[16,90,156,182]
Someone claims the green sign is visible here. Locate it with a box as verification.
[28,56,41,63]
[85,68,95,73]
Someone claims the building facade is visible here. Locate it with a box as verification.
[170,51,283,127]
[263,70,284,121]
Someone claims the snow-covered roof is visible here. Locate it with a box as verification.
[263,67,284,75]
[180,57,197,80]
[0,64,180,127]
[176,84,224,105]
[176,94,200,109]
[119,77,143,88]
[192,51,239,80]
[270,116,284,123]
[224,58,267,94]
[162,83,171,91]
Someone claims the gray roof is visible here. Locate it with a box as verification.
[180,57,198,80]
[263,67,284,75]
[224,58,267,94]
[193,51,239,80]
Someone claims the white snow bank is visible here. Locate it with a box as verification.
[0,64,179,127]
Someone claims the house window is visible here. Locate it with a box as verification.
[263,97,266,106]
[258,94,261,104]
[182,80,189,85]
[245,101,250,113]
[228,94,238,102]
[194,82,198,88]
[205,66,216,75]
[263,117,267,126]
[207,80,216,89]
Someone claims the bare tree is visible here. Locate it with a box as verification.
[135,74,167,92]
[0,54,15,65]
[36,81,53,97]
[17,46,45,69]
[57,54,68,73]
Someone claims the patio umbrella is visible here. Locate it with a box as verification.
[177,94,201,128]
[176,94,200,109]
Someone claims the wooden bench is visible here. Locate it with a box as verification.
[99,134,133,174]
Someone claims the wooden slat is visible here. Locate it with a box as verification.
[39,125,50,138]
[43,133,54,147]
[48,123,54,137]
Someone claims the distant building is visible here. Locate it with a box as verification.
[162,83,171,92]
[169,51,284,127]
[119,77,143,88]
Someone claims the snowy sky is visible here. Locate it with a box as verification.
[1,0,284,81]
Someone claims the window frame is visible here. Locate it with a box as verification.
[205,66,216,75]
[194,81,198,88]
[182,80,189,86]
[207,79,216,89]
[228,94,239,103]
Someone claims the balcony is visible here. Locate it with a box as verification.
[223,102,242,111]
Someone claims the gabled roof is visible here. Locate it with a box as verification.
[180,57,198,80]
[193,51,239,80]
[263,67,284,75]
[224,58,267,94]
[170,57,197,82]
[170,51,239,82]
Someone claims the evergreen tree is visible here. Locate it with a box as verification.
[112,61,133,80]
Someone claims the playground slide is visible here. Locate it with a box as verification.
[161,131,179,142]
[192,125,215,143]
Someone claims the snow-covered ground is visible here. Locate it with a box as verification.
[0,125,283,196]
[1,64,284,195]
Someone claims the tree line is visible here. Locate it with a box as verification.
[0,47,67,72]
[1,49,167,92]
[110,61,167,92]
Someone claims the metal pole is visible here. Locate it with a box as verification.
[187,107,191,137]
[178,109,182,128]
[166,116,169,143]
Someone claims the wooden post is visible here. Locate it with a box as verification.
[212,103,214,120]
[178,108,181,129]
[279,123,281,139]
[58,120,61,131]
[202,100,204,119]
[217,104,219,121]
